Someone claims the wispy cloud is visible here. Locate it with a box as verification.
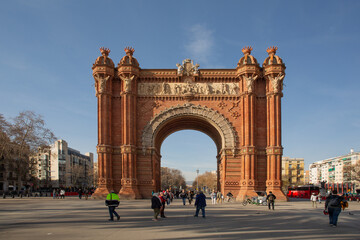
[184,24,215,66]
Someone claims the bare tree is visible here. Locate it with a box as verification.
[192,171,217,191]
[344,160,360,182]
[67,165,86,188]
[161,167,186,190]
[2,111,56,191]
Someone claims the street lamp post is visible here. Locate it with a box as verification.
[196,169,199,192]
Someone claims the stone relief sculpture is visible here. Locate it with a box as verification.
[137,82,239,96]
[243,74,258,93]
[94,74,110,94]
[176,63,183,75]
[268,73,284,93]
[120,75,135,93]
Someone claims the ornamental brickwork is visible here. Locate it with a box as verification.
[92,46,287,200]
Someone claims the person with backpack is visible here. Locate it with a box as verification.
[325,190,346,227]
[105,190,120,221]
[266,191,276,210]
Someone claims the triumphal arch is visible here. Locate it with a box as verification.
[92,46,287,200]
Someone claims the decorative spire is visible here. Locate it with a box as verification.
[124,47,135,56]
[266,46,278,63]
[242,46,253,56]
[100,47,110,56]
[242,46,253,63]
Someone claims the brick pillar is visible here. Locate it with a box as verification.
[117,47,141,199]
[236,46,260,199]
[91,47,115,198]
[263,46,287,200]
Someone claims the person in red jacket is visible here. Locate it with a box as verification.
[159,191,166,218]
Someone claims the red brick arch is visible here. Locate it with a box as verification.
[92,47,287,200]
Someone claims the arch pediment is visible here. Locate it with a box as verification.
[141,103,238,151]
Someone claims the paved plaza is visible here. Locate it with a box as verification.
[0,197,359,240]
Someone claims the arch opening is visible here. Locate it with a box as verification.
[160,130,218,189]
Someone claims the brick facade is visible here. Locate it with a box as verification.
[92,46,287,200]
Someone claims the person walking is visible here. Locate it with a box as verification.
[210,190,217,205]
[216,191,222,204]
[105,190,120,221]
[310,192,318,208]
[194,191,207,218]
[159,192,167,218]
[188,191,194,205]
[266,191,276,210]
[151,192,162,221]
[78,188,83,199]
[318,193,322,204]
[179,189,188,206]
[325,190,346,227]
[60,189,65,199]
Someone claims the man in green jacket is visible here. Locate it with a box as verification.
[106,190,120,221]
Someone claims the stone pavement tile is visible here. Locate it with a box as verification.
[0,198,359,240]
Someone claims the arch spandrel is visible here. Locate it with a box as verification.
[141,103,238,152]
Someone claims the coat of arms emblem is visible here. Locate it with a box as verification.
[176,59,200,76]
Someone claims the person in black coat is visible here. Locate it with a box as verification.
[151,193,162,221]
[194,191,207,218]
[325,190,346,227]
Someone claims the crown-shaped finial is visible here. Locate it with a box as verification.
[124,47,135,56]
[242,46,253,55]
[266,46,278,55]
[100,47,110,56]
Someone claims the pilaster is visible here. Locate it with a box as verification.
[91,47,115,198]
[118,47,141,198]
[263,46,287,200]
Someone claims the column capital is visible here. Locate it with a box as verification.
[266,146,283,155]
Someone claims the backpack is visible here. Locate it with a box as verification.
[328,196,342,208]
[268,195,275,201]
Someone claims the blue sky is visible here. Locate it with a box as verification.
[1,1,360,181]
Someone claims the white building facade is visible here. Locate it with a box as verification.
[34,140,94,188]
[50,140,94,188]
[309,149,360,192]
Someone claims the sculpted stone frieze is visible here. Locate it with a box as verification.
[138,82,239,96]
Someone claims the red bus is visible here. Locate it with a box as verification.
[287,185,320,199]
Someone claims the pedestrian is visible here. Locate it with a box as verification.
[151,192,162,221]
[78,188,82,199]
[60,189,65,199]
[179,189,188,205]
[325,190,346,227]
[188,190,194,205]
[266,191,276,210]
[318,193,322,204]
[84,189,89,200]
[105,190,120,221]
[159,191,166,218]
[194,191,207,218]
[165,189,171,205]
[216,191,222,204]
[310,192,317,208]
[210,190,217,204]
[52,189,56,199]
